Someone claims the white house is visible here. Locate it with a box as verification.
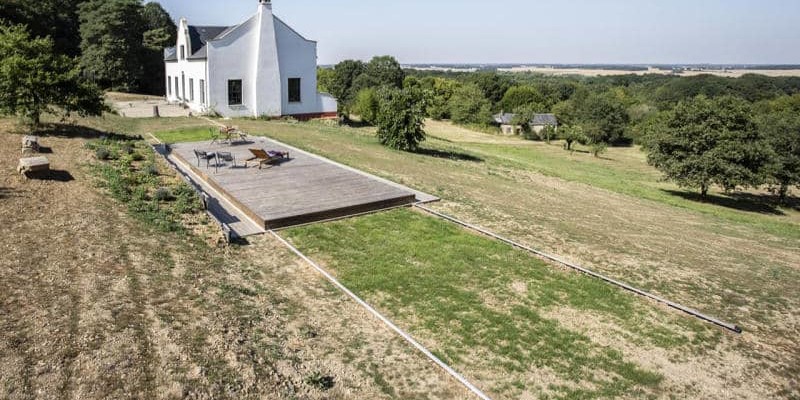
[164,0,337,119]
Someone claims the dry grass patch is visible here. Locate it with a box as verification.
[0,117,472,400]
[210,117,800,398]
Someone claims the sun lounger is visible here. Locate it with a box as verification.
[247,148,289,169]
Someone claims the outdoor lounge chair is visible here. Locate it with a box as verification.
[212,126,249,145]
[193,150,217,170]
[247,148,289,169]
[216,151,239,168]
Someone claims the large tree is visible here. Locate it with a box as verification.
[78,0,146,92]
[139,2,176,94]
[644,95,772,198]
[757,95,800,201]
[0,24,104,126]
[499,86,545,113]
[374,87,426,151]
[576,91,630,145]
[328,59,365,113]
[361,55,404,89]
[448,83,492,125]
[0,0,85,56]
[468,72,513,106]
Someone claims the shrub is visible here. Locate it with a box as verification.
[539,126,557,143]
[353,87,380,124]
[304,372,335,390]
[95,146,111,160]
[374,87,426,151]
[143,163,159,176]
[590,142,608,157]
[154,187,173,201]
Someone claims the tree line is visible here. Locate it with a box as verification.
[1,0,176,93]
[321,59,800,201]
[0,0,177,125]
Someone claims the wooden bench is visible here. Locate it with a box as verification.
[18,156,50,175]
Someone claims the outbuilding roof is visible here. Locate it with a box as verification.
[493,112,517,125]
[531,113,558,126]
[492,112,559,126]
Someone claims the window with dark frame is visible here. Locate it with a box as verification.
[228,79,243,105]
[288,78,301,103]
[199,79,205,104]
[189,78,194,101]
[167,76,171,95]
[180,45,185,60]
[174,77,179,99]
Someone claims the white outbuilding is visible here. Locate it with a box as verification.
[164,0,337,119]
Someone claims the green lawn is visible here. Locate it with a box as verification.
[152,118,800,397]
[284,209,718,399]
[154,126,218,143]
[153,120,799,240]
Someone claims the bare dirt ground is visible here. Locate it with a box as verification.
[0,120,472,399]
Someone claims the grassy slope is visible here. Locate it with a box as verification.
[153,118,800,397]
[1,116,472,400]
[285,209,719,399]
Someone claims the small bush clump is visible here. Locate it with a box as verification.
[304,372,335,390]
[88,137,202,233]
[95,146,111,160]
[143,163,159,176]
[154,187,173,201]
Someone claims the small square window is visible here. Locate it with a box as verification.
[228,79,243,106]
[288,78,301,103]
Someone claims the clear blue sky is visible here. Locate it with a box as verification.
[151,0,800,65]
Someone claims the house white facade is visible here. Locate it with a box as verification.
[164,0,337,119]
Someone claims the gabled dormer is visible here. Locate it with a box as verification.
[165,17,233,62]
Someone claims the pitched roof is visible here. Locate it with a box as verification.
[531,113,558,126]
[493,112,517,125]
[187,25,231,54]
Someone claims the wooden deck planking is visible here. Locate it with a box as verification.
[169,137,419,229]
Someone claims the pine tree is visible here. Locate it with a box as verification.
[78,0,146,91]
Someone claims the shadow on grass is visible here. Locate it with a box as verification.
[663,189,790,215]
[36,169,75,182]
[415,147,483,162]
[340,119,371,128]
[35,123,140,141]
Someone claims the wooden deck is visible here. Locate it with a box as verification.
[169,137,427,230]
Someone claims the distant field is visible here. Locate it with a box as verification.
[497,66,800,77]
